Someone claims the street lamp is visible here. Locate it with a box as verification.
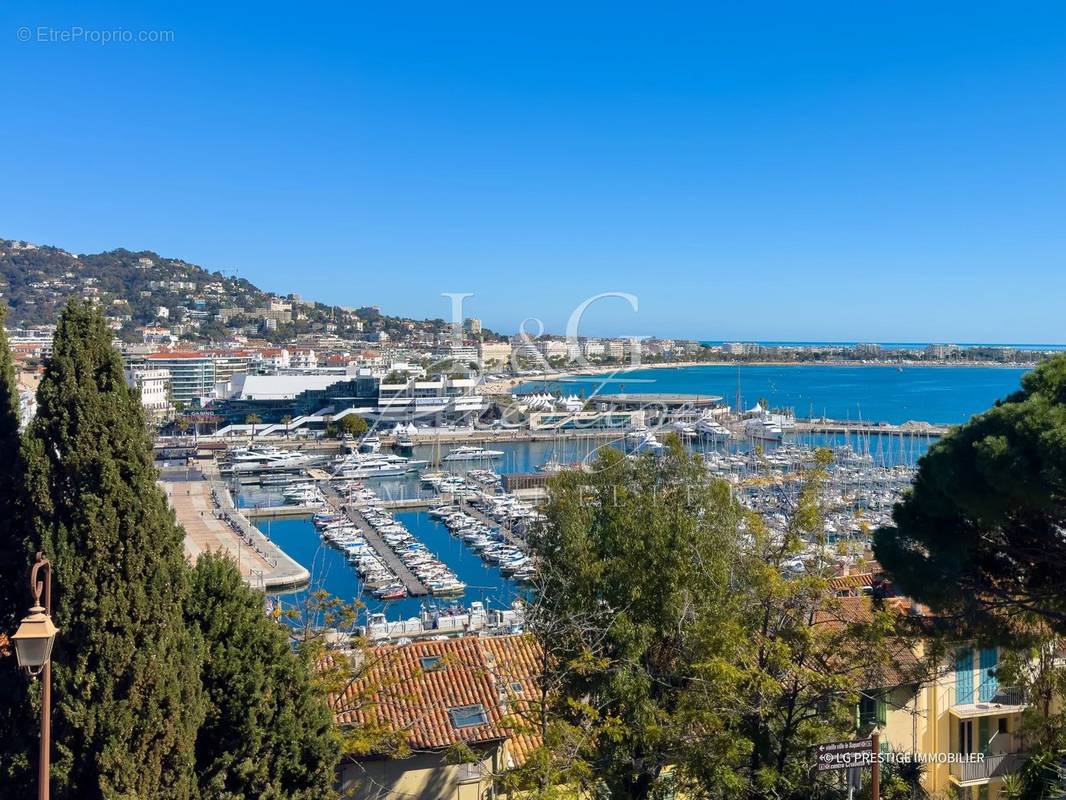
[11,602,57,675]
[10,553,56,800]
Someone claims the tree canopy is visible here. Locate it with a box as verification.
[874,353,1066,639]
[187,553,340,800]
[0,300,344,799]
[21,300,205,798]
[517,441,901,800]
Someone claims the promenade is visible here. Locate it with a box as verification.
[162,465,310,591]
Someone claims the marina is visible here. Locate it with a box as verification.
[173,365,1034,629]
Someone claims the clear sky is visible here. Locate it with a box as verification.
[2,2,1065,342]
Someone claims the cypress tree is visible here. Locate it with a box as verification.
[22,300,204,799]
[0,304,35,790]
[187,552,340,800]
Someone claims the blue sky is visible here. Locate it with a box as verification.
[2,2,1065,342]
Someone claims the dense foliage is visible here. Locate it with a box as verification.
[0,300,342,799]
[874,353,1066,639]
[187,553,340,800]
[0,306,35,791]
[517,441,905,800]
[22,300,205,798]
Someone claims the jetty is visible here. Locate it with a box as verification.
[794,419,950,437]
[243,505,322,519]
[319,484,430,597]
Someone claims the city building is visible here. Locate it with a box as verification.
[478,341,512,368]
[6,326,55,359]
[290,348,318,369]
[536,340,568,361]
[125,367,173,424]
[141,351,253,406]
[829,577,1027,799]
[210,367,486,427]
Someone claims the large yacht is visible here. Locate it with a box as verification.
[695,414,732,441]
[227,446,324,472]
[334,452,428,478]
[442,445,505,462]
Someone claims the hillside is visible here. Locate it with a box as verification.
[0,238,456,345]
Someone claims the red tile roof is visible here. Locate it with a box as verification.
[333,634,542,760]
[828,573,874,593]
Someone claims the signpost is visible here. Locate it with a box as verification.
[814,731,880,800]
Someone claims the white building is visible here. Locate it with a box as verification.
[290,348,318,369]
[254,348,291,372]
[537,340,568,361]
[126,367,173,423]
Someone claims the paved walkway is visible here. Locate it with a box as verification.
[164,473,310,591]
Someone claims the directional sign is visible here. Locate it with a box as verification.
[813,738,875,771]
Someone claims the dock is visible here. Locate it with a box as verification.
[457,501,529,553]
[163,473,310,591]
[243,505,322,519]
[319,484,430,597]
[794,420,950,437]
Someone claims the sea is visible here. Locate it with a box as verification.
[516,364,1031,425]
[251,363,1034,622]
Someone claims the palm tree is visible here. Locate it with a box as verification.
[281,414,293,439]
[245,413,262,441]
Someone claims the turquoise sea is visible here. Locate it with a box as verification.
[518,364,1031,425]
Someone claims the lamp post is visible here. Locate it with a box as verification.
[10,553,57,800]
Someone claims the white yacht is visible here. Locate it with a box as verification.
[358,433,382,453]
[442,445,505,462]
[334,452,428,479]
[228,447,323,472]
[695,414,732,441]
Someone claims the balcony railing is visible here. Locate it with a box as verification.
[951,685,1026,715]
[950,752,1027,783]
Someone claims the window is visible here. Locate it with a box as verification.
[998,717,1008,735]
[419,656,443,672]
[449,704,489,729]
[509,682,524,695]
[959,720,973,756]
[457,761,482,783]
[857,693,886,728]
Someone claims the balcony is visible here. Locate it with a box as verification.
[949,752,1027,785]
[950,686,1026,718]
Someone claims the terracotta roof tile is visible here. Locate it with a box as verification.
[828,573,874,592]
[333,634,543,759]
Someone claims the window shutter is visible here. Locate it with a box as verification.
[955,649,974,705]
[978,648,998,702]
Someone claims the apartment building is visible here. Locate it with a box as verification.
[142,351,253,405]
[125,367,173,424]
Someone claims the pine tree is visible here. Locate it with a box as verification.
[22,300,204,799]
[0,304,35,791]
[187,552,340,800]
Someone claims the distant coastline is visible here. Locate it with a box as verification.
[486,359,1035,395]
